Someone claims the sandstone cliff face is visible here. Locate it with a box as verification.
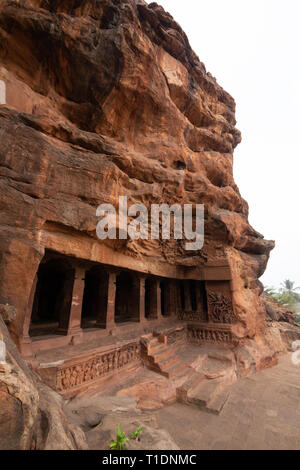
[0,0,275,343]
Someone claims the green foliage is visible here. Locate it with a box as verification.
[264,286,277,296]
[279,279,300,302]
[110,423,129,450]
[109,423,143,450]
[265,279,300,310]
[280,279,300,294]
[296,314,300,325]
[129,426,142,440]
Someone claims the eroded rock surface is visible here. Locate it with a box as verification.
[264,295,297,324]
[0,0,274,344]
[0,316,87,450]
[65,393,179,450]
[0,0,299,450]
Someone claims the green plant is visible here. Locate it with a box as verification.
[130,426,142,441]
[110,423,129,450]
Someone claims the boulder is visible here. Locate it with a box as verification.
[0,316,88,450]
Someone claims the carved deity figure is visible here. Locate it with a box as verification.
[207,292,236,324]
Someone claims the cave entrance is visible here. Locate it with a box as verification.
[189,280,197,312]
[29,258,74,337]
[115,271,139,324]
[81,267,108,329]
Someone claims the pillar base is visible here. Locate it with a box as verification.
[56,326,83,337]
[106,324,117,336]
[18,335,33,357]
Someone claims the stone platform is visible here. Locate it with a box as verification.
[27,322,186,398]
[27,322,238,401]
[157,353,300,450]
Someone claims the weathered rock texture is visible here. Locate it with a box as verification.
[0,315,87,449]
[0,0,299,448]
[65,394,180,450]
[264,295,297,324]
[0,0,275,339]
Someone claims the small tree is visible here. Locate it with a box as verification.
[265,280,300,311]
[280,280,300,301]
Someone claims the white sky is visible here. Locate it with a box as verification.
[158,0,300,290]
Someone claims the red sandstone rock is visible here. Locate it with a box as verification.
[263,294,297,324]
[0,0,298,441]
[0,0,274,340]
[0,316,87,449]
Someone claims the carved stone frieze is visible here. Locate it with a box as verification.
[56,342,140,391]
[187,323,237,345]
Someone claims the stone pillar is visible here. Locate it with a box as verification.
[95,271,116,329]
[139,277,146,323]
[156,279,163,319]
[23,275,37,336]
[105,271,117,330]
[30,276,40,323]
[19,274,37,356]
[57,266,84,337]
[184,281,192,311]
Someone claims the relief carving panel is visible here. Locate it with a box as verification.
[187,324,237,345]
[207,292,236,324]
[56,342,140,392]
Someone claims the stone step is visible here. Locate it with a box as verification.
[146,363,163,375]
[152,346,175,363]
[140,334,157,350]
[187,377,224,409]
[176,371,206,402]
[161,358,184,378]
[142,331,186,379]
[206,388,230,415]
[156,354,179,370]
[147,342,164,355]
[149,338,163,346]
[147,337,159,347]
[147,348,168,365]
[171,363,191,379]
[141,333,153,340]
